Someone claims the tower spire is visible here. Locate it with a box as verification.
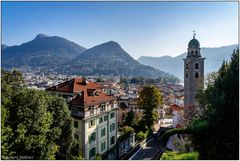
[193,30,196,39]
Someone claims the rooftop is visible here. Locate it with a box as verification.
[47,77,116,106]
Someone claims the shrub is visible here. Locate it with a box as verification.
[136,131,147,141]
[121,126,134,134]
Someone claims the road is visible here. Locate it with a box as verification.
[130,138,162,160]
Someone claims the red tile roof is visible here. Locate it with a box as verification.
[69,90,116,106]
[46,77,101,93]
[170,104,184,112]
[47,77,116,106]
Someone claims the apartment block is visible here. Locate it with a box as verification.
[47,77,118,159]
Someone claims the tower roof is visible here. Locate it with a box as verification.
[188,31,200,48]
[188,37,200,48]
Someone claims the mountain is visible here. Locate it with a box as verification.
[1,34,179,80]
[60,41,177,78]
[2,34,86,68]
[138,44,238,80]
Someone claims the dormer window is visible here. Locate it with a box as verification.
[87,89,95,96]
[100,104,106,112]
[90,106,94,116]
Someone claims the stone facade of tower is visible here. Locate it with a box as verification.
[183,35,205,107]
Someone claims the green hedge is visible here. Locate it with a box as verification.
[161,151,199,160]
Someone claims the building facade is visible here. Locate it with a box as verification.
[47,77,118,159]
[183,34,205,107]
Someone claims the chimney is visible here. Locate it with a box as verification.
[82,77,88,85]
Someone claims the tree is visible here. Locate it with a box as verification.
[138,85,163,130]
[1,69,25,159]
[191,48,239,159]
[123,111,134,127]
[1,70,74,160]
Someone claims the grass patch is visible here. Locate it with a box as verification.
[161,151,199,160]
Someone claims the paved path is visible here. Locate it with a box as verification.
[130,138,162,160]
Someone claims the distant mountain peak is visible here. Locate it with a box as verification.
[105,40,118,44]
[35,33,49,39]
[100,41,121,47]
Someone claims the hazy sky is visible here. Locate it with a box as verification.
[2,2,238,59]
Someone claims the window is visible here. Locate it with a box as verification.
[74,134,79,140]
[100,104,106,112]
[89,147,96,158]
[110,136,115,145]
[99,117,103,124]
[74,121,78,128]
[195,63,199,69]
[110,123,115,132]
[90,106,94,116]
[195,51,198,54]
[111,102,114,109]
[104,115,108,121]
[195,72,199,78]
[89,120,95,128]
[89,132,96,144]
[72,109,78,115]
[186,73,188,78]
[186,64,188,69]
[73,144,79,155]
[110,112,115,119]
[122,113,125,120]
[101,128,106,137]
[101,141,106,152]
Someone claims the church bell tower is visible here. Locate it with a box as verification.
[183,32,205,107]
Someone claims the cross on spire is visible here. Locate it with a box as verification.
[193,30,196,38]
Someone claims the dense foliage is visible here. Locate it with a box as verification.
[1,70,74,160]
[118,126,134,142]
[138,86,163,130]
[191,48,239,159]
[159,48,239,159]
[123,111,135,127]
